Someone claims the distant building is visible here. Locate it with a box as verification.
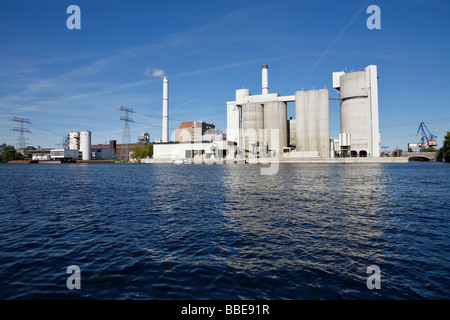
[29,149,52,161]
[408,143,421,152]
[174,121,218,142]
[68,130,91,160]
[91,139,151,160]
[50,149,80,160]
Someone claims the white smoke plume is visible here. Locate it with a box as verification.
[143,67,165,78]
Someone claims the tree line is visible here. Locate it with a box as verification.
[437,132,450,162]
[0,144,37,163]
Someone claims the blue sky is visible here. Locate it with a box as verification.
[1,0,449,150]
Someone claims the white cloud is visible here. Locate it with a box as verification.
[143,67,165,78]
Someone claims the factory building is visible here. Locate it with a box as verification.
[91,140,119,160]
[227,65,294,157]
[227,64,380,159]
[154,120,227,160]
[68,130,92,160]
[153,63,381,162]
[153,141,229,161]
[174,121,217,142]
[332,65,380,157]
[153,76,229,161]
[227,65,331,158]
[91,134,151,160]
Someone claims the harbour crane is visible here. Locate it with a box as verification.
[416,122,437,151]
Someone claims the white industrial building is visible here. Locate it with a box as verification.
[50,149,80,160]
[153,140,229,161]
[66,130,92,160]
[153,63,381,162]
[227,65,331,158]
[333,65,380,157]
[227,64,380,159]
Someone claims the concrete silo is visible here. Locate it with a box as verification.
[241,102,264,153]
[295,89,330,157]
[340,71,368,155]
[79,130,91,160]
[263,101,287,156]
[318,89,330,157]
[333,65,380,157]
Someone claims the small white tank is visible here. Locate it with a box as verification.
[79,130,91,161]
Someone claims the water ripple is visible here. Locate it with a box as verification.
[0,162,448,299]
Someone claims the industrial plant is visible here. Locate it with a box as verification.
[17,63,423,164]
[152,63,392,163]
[29,130,92,162]
[28,130,152,162]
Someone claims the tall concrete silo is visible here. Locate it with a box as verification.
[295,89,330,157]
[79,130,91,161]
[318,89,330,157]
[333,65,380,157]
[339,71,369,156]
[263,100,287,156]
[241,102,264,153]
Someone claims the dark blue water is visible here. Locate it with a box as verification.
[0,162,448,299]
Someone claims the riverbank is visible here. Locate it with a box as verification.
[141,157,410,164]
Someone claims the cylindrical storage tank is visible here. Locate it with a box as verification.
[340,72,369,154]
[318,89,330,157]
[263,101,287,156]
[235,89,250,104]
[241,102,264,153]
[69,131,80,150]
[295,90,307,152]
[306,90,319,153]
[295,89,330,157]
[79,130,91,161]
[295,90,318,153]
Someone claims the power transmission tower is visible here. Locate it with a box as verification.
[11,116,32,151]
[119,106,134,161]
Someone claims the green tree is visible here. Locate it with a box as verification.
[131,144,153,160]
[425,147,437,152]
[0,145,23,163]
[437,132,450,162]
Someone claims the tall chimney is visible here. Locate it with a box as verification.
[262,64,269,95]
[162,76,169,142]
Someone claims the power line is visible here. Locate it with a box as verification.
[133,120,179,132]
[134,110,184,122]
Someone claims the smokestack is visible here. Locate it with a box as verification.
[162,76,169,142]
[262,64,269,95]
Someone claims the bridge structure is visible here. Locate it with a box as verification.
[402,152,437,162]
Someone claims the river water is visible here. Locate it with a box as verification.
[0,162,448,299]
